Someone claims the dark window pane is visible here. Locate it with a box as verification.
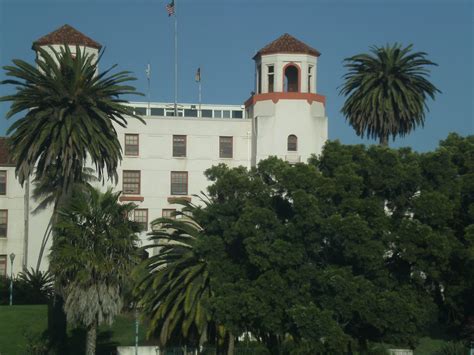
[150,108,164,116]
[219,136,233,158]
[232,110,243,119]
[288,135,298,151]
[0,255,6,277]
[0,171,6,195]
[134,209,148,231]
[0,210,7,238]
[171,172,188,195]
[123,171,140,194]
[135,107,147,115]
[214,110,222,118]
[201,110,213,118]
[222,111,231,119]
[125,134,139,156]
[184,109,198,117]
[173,135,186,157]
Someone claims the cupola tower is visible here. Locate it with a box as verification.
[32,24,102,72]
[246,34,328,165]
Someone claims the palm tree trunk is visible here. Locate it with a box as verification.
[86,321,97,355]
[227,332,235,355]
[35,216,53,272]
[379,134,389,147]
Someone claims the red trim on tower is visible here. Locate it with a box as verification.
[244,92,326,108]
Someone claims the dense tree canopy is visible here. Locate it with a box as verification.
[149,133,472,353]
[135,134,472,352]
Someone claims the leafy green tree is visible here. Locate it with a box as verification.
[340,43,440,145]
[135,200,234,350]
[198,151,436,352]
[50,187,140,355]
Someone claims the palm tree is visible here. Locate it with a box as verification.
[32,165,97,271]
[50,186,141,355]
[340,43,440,146]
[0,44,144,193]
[134,200,219,348]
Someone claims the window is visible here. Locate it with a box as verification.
[288,135,298,151]
[257,64,262,94]
[214,110,222,118]
[134,209,148,231]
[150,108,164,116]
[232,110,243,119]
[162,209,176,219]
[134,107,147,115]
[166,109,183,117]
[219,136,233,158]
[173,135,187,157]
[222,110,231,119]
[171,171,188,195]
[0,210,6,238]
[284,65,299,92]
[308,66,313,93]
[0,171,6,195]
[268,65,274,93]
[0,255,6,277]
[201,109,213,118]
[124,134,139,156]
[184,109,198,117]
[123,170,140,194]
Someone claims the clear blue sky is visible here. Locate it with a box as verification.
[0,0,472,151]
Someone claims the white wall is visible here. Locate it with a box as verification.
[0,167,26,276]
[112,115,252,247]
[253,99,327,164]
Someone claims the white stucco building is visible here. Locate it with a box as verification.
[0,25,328,276]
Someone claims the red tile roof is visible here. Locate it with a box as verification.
[0,138,14,167]
[254,33,321,59]
[32,24,102,51]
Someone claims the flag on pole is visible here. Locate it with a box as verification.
[166,0,175,16]
[195,67,201,82]
[145,63,151,80]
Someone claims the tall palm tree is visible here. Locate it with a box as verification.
[134,200,217,348]
[32,165,97,271]
[0,44,144,193]
[340,43,440,146]
[50,186,140,355]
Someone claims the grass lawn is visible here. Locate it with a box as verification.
[0,305,48,355]
[0,305,460,355]
[0,305,154,355]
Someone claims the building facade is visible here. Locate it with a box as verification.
[0,25,328,275]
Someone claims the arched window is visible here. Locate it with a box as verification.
[284,65,299,92]
[287,135,298,151]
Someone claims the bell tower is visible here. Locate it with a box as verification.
[246,33,328,165]
[32,24,102,73]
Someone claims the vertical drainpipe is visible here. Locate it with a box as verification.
[22,178,29,271]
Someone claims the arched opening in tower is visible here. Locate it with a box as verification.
[284,65,299,92]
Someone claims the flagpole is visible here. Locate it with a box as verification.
[174,0,178,116]
[198,81,202,116]
[146,63,151,114]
